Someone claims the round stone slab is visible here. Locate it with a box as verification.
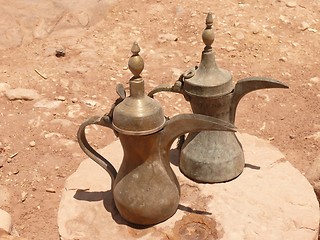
[58,133,319,240]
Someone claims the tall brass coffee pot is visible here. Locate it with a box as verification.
[77,42,236,225]
[149,13,288,183]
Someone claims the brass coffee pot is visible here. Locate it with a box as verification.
[77,42,236,225]
[149,13,288,183]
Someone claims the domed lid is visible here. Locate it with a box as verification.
[183,13,234,97]
[112,42,166,135]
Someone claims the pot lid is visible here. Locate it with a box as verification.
[183,13,234,97]
[112,42,166,135]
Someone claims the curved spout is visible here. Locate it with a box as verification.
[162,114,236,149]
[230,77,289,123]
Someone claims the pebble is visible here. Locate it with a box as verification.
[0,83,11,93]
[225,46,236,52]
[0,209,12,233]
[44,132,62,139]
[55,96,66,101]
[21,191,27,202]
[285,0,297,7]
[34,99,61,109]
[249,23,260,34]
[55,49,66,58]
[71,98,78,103]
[158,33,178,43]
[0,156,4,168]
[29,141,36,147]
[83,99,98,107]
[300,21,309,31]
[279,57,287,62]
[50,119,73,128]
[33,19,50,39]
[310,77,319,83]
[5,88,39,101]
[77,11,89,27]
[234,31,245,40]
[46,188,56,193]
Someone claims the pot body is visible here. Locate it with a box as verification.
[180,93,244,183]
[113,133,180,225]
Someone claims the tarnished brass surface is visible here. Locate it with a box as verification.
[149,13,289,183]
[77,42,236,225]
[112,42,166,135]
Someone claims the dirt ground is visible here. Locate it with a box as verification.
[0,0,319,239]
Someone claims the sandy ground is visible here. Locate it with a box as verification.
[0,0,319,239]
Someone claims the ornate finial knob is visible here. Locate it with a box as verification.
[202,12,215,49]
[128,41,144,78]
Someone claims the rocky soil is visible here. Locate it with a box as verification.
[0,0,319,239]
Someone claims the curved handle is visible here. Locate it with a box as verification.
[148,81,183,98]
[77,115,117,183]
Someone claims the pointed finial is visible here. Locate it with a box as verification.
[202,12,215,49]
[128,41,144,78]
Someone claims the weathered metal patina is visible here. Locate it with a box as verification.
[149,13,289,183]
[77,42,236,225]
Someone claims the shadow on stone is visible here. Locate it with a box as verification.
[244,163,260,170]
[73,189,212,229]
[178,204,212,215]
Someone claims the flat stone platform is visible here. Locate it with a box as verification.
[58,133,319,240]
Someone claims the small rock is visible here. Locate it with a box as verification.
[289,134,295,139]
[249,23,260,34]
[0,156,4,168]
[183,56,191,63]
[33,18,50,39]
[310,77,319,83]
[55,96,66,101]
[0,209,12,233]
[13,169,19,175]
[59,138,76,146]
[77,12,89,27]
[29,141,36,147]
[21,191,27,202]
[34,99,61,109]
[44,132,62,139]
[0,83,11,93]
[5,88,39,101]
[225,46,236,52]
[83,99,98,107]
[46,188,56,193]
[305,131,320,140]
[285,0,297,7]
[110,77,116,81]
[279,57,287,62]
[158,33,178,43]
[6,158,12,163]
[55,49,65,58]
[279,15,290,24]
[71,98,78,103]
[234,31,245,40]
[300,21,309,31]
[50,119,73,128]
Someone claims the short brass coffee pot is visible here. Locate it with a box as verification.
[77,42,236,225]
[149,13,288,183]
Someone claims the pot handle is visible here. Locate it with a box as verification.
[77,115,117,182]
[148,82,183,98]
